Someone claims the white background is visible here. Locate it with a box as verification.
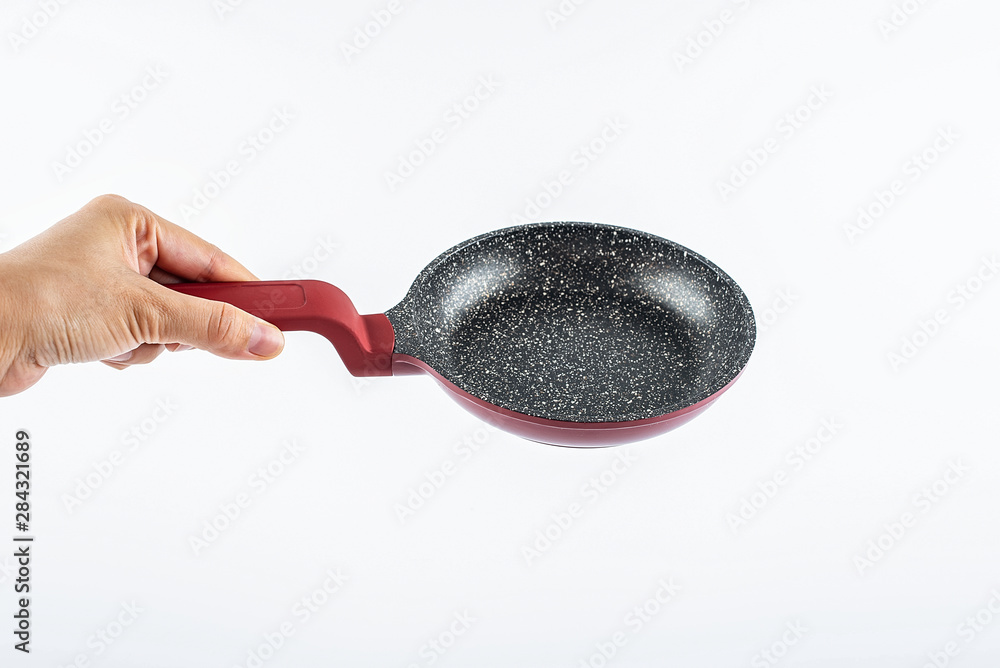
[2,0,1000,666]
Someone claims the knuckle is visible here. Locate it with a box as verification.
[128,286,167,343]
[207,302,249,352]
[131,205,159,242]
[85,194,138,232]
[195,244,224,282]
[88,193,131,211]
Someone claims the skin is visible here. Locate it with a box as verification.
[0,194,284,397]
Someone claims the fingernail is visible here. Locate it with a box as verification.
[107,350,133,363]
[248,322,283,358]
[175,344,194,352]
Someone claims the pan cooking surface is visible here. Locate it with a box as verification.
[387,222,755,423]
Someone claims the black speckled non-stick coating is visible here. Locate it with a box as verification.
[386,222,755,423]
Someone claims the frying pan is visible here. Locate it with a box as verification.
[168,222,755,446]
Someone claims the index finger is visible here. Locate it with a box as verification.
[148,210,259,282]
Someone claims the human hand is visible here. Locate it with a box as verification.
[0,194,284,396]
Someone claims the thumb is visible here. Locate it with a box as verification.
[151,287,284,360]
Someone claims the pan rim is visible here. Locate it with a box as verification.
[386,221,756,423]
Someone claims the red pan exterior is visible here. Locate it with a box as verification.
[391,354,742,447]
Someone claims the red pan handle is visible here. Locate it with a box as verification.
[167,280,394,377]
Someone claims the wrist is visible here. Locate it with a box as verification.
[0,253,26,388]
